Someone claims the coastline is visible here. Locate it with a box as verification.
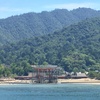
[58,78,100,84]
[0,78,31,85]
[0,78,100,85]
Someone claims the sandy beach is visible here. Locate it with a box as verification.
[58,78,100,84]
[0,78,100,85]
[0,78,32,84]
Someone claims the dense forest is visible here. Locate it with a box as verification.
[0,8,100,45]
[0,17,100,78]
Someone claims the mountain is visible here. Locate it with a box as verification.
[0,17,100,73]
[0,8,100,45]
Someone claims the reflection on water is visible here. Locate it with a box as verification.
[0,84,100,100]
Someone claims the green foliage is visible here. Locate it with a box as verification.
[0,10,100,76]
[88,71,100,80]
[0,8,100,45]
[0,17,100,76]
[88,71,97,79]
[10,61,32,76]
[0,65,11,77]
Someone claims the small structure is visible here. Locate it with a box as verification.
[66,72,87,79]
[31,65,61,83]
[76,72,87,78]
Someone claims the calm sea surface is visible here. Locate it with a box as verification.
[0,83,100,100]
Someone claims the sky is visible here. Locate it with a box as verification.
[0,0,100,19]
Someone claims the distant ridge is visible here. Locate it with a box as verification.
[0,8,100,45]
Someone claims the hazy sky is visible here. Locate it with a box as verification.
[0,0,100,18]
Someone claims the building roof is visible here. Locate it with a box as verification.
[76,73,87,77]
[31,65,58,70]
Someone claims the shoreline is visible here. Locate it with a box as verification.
[58,78,100,84]
[0,78,100,85]
[0,78,31,84]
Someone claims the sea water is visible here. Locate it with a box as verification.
[0,83,100,100]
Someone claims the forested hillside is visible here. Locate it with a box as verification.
[0,8,100,45]
[0,17,100,76]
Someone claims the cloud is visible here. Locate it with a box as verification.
[45,2,100,10]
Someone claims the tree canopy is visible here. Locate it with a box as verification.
[0,17,100,76]
[0,8,100,45]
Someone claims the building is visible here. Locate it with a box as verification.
[31,65,61,83]
[66,72,88,79]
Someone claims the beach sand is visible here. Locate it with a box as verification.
[0,78,32,84]
[0,78,100,85]
[58,78,100,84]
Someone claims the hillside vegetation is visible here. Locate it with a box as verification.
[0,8,100,45]
[0,17,100,76]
